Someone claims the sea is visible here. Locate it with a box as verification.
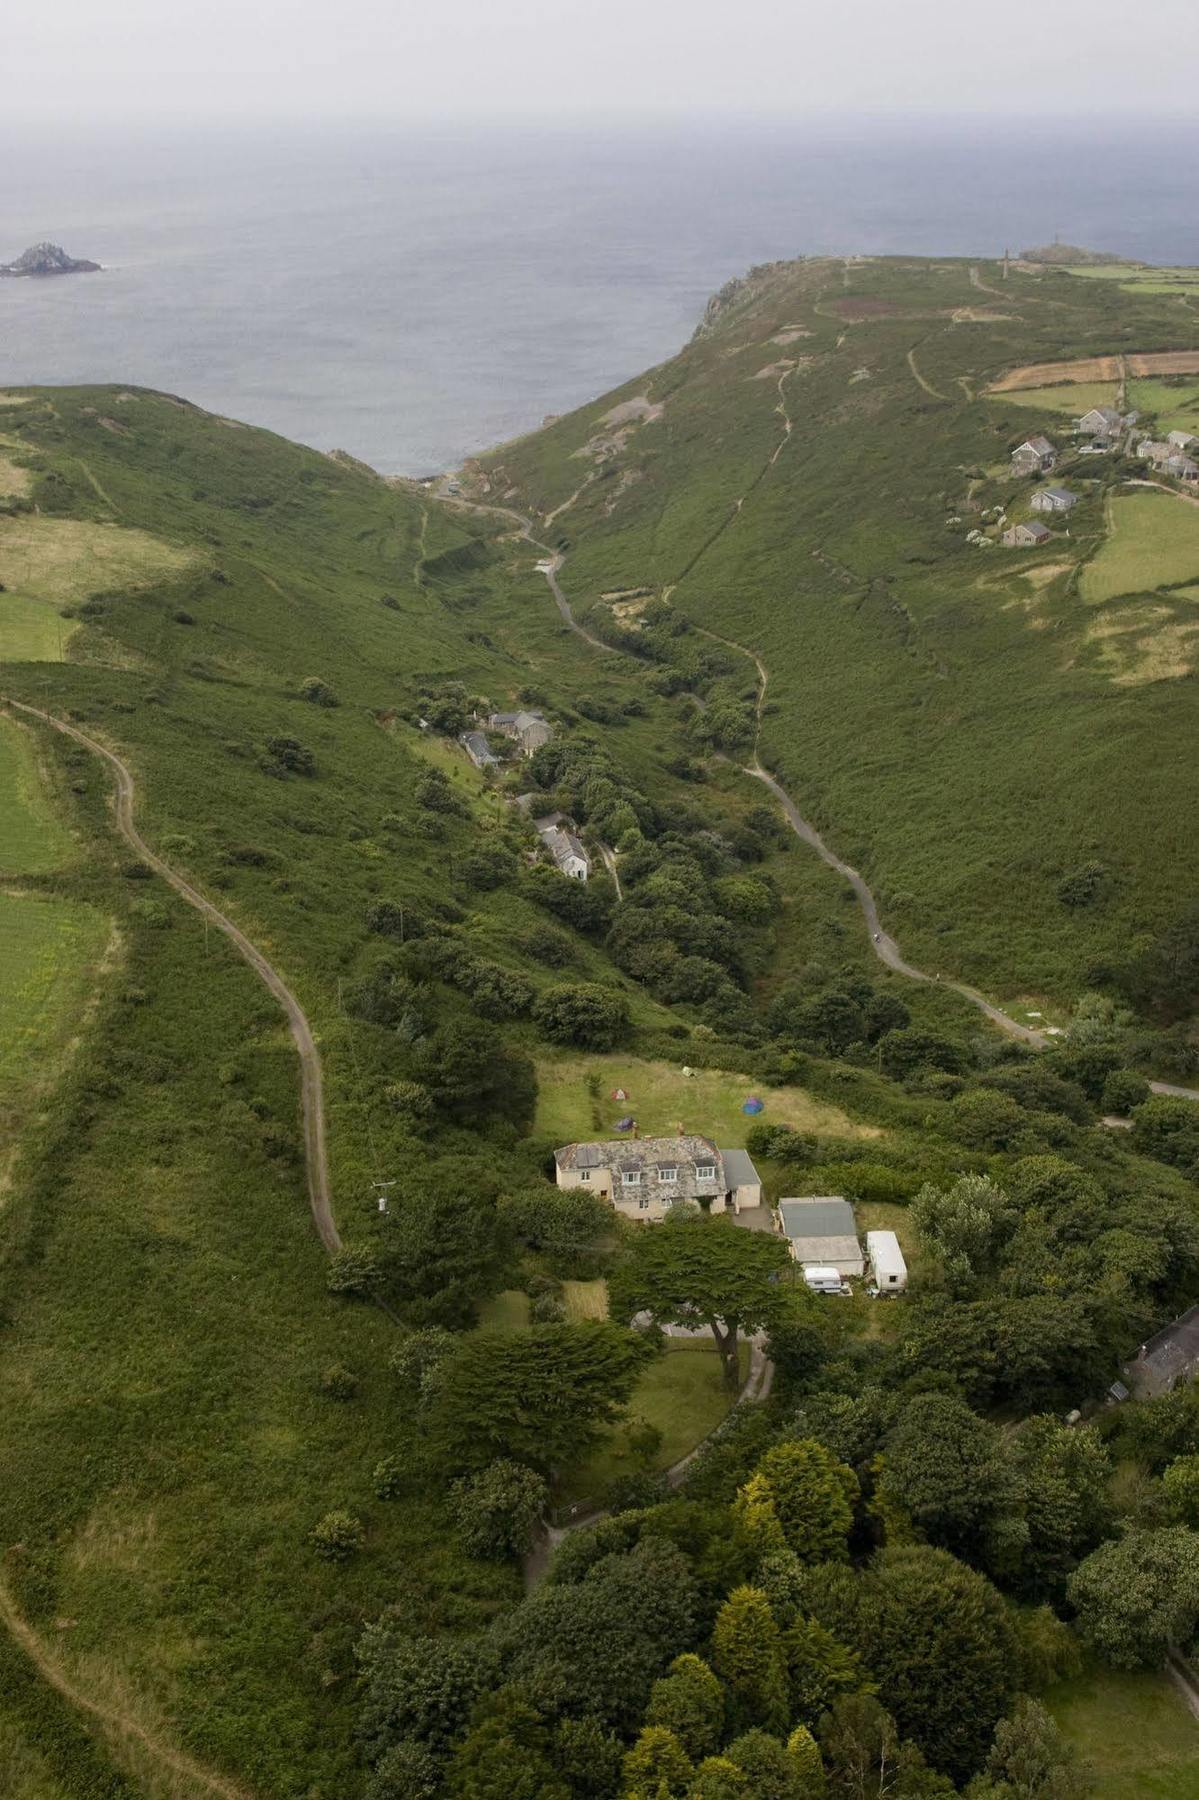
[2,119,1197,476]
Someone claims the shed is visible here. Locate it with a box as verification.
[719,1147,763,1213]
[1030,486,1078,514]
[866,1229,908,1293]
[1001,521,1052,548]
[777,1197,864,1278]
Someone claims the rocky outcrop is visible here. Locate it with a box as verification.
[690,260,800,340]
[1018,243,1125,266]
[0,242,101,278]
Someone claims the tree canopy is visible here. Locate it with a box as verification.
[608,1214,790,1391]
[428,1321,655,1474]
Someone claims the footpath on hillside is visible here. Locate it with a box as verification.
[439,391,1199,1098]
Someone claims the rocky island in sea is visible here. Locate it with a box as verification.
[0,241,101,278]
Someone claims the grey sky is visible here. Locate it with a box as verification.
[10,0,1199,122]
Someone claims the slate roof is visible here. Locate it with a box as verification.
[1038,486,1077,506]
[720,1148,763,1191]
[556,1134,722,1176]
[557,1135,727,1206]
[778,1197,857,1238]
[541,825,588,868]
[460,730,499,766]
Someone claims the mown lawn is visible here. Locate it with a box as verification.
[1050,1666,1199,1798]
[0,896,107,1097]
[0,594,73,663]
[535,1053,880,1149]
[0,716,73,874]
[1081,493,1199,603]
[557,1340,748,1506]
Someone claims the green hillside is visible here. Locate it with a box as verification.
[477,255,1199,1014]
[1,302,1198,1798]
[0,383,950,1792]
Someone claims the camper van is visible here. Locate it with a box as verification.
[866,1230,908,1295]
[802,1265,851,1296]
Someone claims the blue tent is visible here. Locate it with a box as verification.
[615,1115,636,1132]
[742,1096,765,1115]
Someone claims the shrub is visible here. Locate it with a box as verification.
[312,1510,365,1560]
[327,1243,385,1297]
[383,1080,435,1129]
[300,675,339,706]
[1101,1068,1150,1115]
[319,1363,359,1401]
[533,983,630,1050]
[450,1459,548,1558]
[263,735,315,777]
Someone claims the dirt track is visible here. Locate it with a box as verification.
[5,699,338,1254]
[0,1556,254,1797]
[445,406,1199,1095]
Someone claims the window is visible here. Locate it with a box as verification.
[639,1195,649,1211]
[696,1165,716,1182]
[657,1167,678,1184]
[580,1169,591,1182]
[622,1170,642,1187]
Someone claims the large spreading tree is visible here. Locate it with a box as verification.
[608,1213,791,1392]
[427,1320,655,1475]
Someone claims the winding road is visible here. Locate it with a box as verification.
[5,698,339,1253]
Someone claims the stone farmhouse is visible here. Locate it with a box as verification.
[1168,430,1198,452]
[488,709,553,757]
[539,823,590,881]
[1074,405,1126,439]
[1002,520,1052,548]
[554,1135,762,1222]
[1010,436,1057,476]
[1030,486,1078,514]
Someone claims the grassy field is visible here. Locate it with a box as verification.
[0,451,33,498]
[557,1340,749,1505]
[0,516,196,662]
[534,1053,881,1148]
[993,380,1117,416]
[1128,379,1199,436]
[0,897,107,1097]
[1065,264,1199,300]
[1050,1667,1199,1798]
[1081,493,1199,603]
[0,596,75,664]
[0,716,73,874]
